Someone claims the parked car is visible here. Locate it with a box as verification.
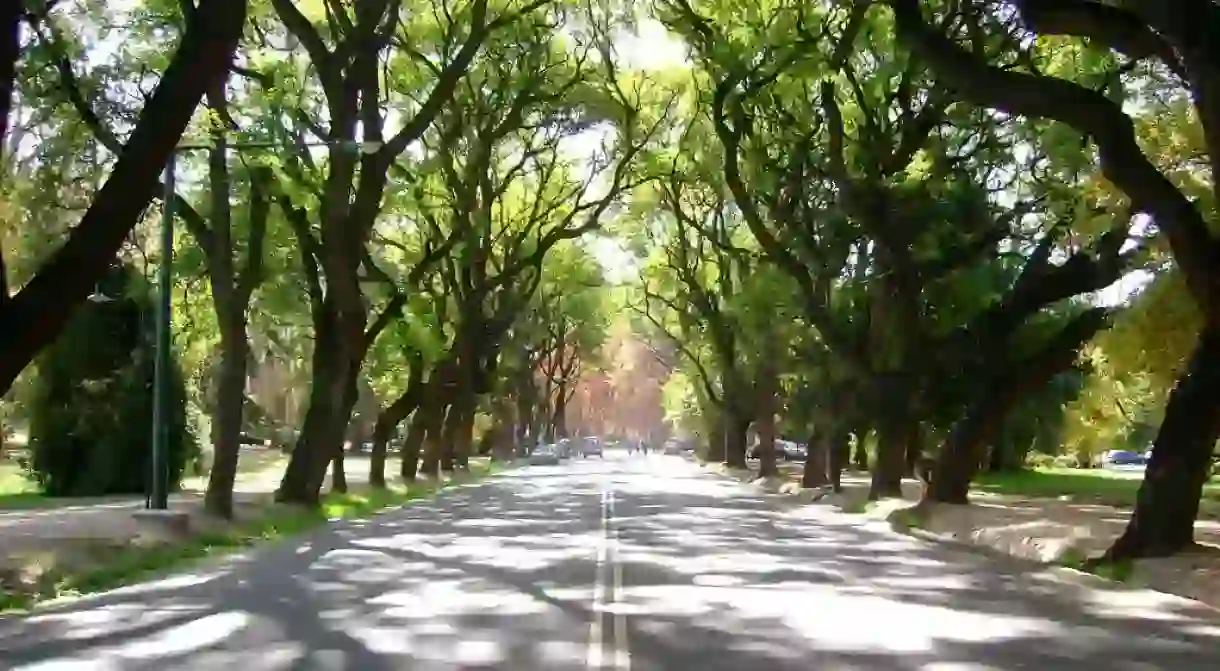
[778,440,808,461]
[747,440,807,461]
[529,444,561,466]
[1103,449,1146,467]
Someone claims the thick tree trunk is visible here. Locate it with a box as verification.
[419,397,450,479]
[0,0,248,396]
[828,427,850,492]
[552,392,569,440]
[327,367,360,494]
[444,390,476,470]
[1107,325,1220,560]
[277,319,352,505]
[931,310,1109,504]
[490,398,515,461]
[927,404,996,504]
[400,411,427,482]
[755,405,778,479]
[370,386,422,488]
[0,0,21,157]
[870,417,908,500]
[725,414,749,469]
[203,322,247,518]
[801,429,830,488]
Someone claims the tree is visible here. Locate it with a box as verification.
[888,0,1220,560]
[0,0,248,395]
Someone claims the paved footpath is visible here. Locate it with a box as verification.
[1,453,1218,670]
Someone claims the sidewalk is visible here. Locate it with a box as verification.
[1,453,373,554]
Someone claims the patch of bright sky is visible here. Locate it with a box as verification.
[585,19,690,284]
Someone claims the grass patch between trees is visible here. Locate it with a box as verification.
[972,467,1220,508]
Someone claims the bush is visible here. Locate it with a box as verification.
[25,266,197,497]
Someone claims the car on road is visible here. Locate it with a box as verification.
[529,444,561,466]
[663,440,683,455]
[582,437,604,458]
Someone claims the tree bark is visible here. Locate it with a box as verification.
[369,380,423,488]
[400,410,427,482]
[930,308,1110,503]
[0,0,249,396]
[1107,324,1220,560]
[725,414,749,469]
[802,428,831,488]
[203,322,247,517]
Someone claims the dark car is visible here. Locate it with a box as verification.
[1104,449,1146,466]
[529,444,560,466]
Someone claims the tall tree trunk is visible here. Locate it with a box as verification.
[1107,325,1220,560]
[444,389,476,470]
[756,413,777,478]
[551,391,569,440]
[725,414,749,469]
[277,318,349,505]
[870,419,908,500]
[931,309,1109,503]
[0,0,249,396]
[370,386,422,488]
[801,428,831,488]
[0,0,22,159]
[419,394,451,479]
[327,365,360,494]
[203,321,247,517]
[490,397,515,461]
[400,410,427,482]
[828,427,850,492]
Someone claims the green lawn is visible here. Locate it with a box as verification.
[0,460,43,509]
[0,448,291,509]
[972,467,1220,508]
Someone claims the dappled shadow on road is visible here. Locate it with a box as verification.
[0,457,1217,670]
[605,465,1220,670]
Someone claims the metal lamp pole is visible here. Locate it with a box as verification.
[148,154,177,509]
[148,139,379,510]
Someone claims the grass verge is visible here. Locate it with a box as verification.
[972,467,1220,508]
[0,460,507,613]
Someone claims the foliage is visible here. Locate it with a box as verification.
[24,266,197,497]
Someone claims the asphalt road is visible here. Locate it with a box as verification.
[2,452,1218,670]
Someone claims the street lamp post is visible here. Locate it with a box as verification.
[148,153,177,509]
[147,139,381,510]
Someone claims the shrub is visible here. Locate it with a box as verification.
[25,266,197,497]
